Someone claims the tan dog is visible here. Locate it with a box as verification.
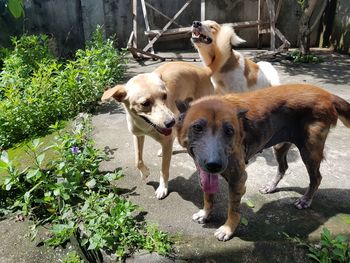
[176,84,350,241]
[102,62,213,199]
[191,20,280,94]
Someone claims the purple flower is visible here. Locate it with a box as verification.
[71,146,80,154]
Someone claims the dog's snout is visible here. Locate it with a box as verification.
[192,21,201,28]
[205,161,223,173]
[164,118,175,129]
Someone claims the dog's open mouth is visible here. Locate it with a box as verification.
[191,28,212,44]
[195,162,219,193]
[140,116,172,136]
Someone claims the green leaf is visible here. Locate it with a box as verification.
[307,253,322,262]
[241,217,249,226]
[334,234,348,243]
[32,138,41,149]
[1,151,9,164]
[322,228,331,241]
[8,0,24,18]
[246,199,255,208]
[36,153,45,166]
[86,178,96,189]
[26,168,39,179]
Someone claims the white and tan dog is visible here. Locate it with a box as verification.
[102,62,213,199]
[191,20,280,94]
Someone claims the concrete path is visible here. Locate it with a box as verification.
[93,51,350,262]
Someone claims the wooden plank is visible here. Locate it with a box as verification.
[266,0,276,51]
[127,46,165,60]
[275,0,282,21]
[201,0,205,21]
[141,0,154,53]
[145,2,182,27]
[142,0,193,52]
[144,21,265,39]
[132,0,137,48]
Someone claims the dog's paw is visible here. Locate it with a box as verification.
[294,196,312,209]
[192,209,210,224]
[138,165,150,180]
[155,185,168,199]
[214,225,234,241]
[259,183,277,194]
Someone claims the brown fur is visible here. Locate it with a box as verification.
[176,84,350,241]
[102,61,213,199]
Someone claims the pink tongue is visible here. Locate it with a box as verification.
[195,163,219,193]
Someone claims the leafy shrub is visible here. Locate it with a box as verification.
[0,27,126,148]
[285,228,350,263]
[0,115,172,260]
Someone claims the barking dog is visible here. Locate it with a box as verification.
[191,20,280,94]
[102,62,213,199]
[176,84,350,241]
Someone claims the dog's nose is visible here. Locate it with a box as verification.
[192,21,201,28]
[164,118,175,129]
[205,161,223,173]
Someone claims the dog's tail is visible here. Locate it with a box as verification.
[333,95,350,127]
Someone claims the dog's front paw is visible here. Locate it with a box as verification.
[214,225,234,241]
[294,196,312,209]
[155,185,168,199]
[259,183,277,194]
[138,165,150,180]
[192,209,210,224]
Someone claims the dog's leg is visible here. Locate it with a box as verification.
[192,192,214,224]
[215,171,247,241]
[260,143,292,194]
[295,123,329,209]
[155,137,173,199]
[134,135,150,179]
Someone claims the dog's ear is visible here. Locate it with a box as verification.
[230,31,246,46]
[101,85,127,102]
[175,98,191,114]
[237,108,248,119]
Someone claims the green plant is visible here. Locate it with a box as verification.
[62,251,85,263]
[287,49,323,63]
[3,0,24,18]
[284,228,350,263]
[0,27,127,149]
[0,115,172,260]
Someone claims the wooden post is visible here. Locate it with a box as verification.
[132,0,137,49]
[266,0,276,51]
[142,0,193,52]
[141,0,154,53]
[257,0,262,49]
[201,0,205,21]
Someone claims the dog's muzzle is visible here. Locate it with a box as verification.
[140,115,173,136]
[191,22,212,44]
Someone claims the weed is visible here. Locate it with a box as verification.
[0,115,172,260]
[0,26,127,149]
[286,49,324,63]
[284,228,350,263]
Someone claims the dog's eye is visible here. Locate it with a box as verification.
[162,93,167,101]
[193,124,203,133]
[141,100,151,107]
[223,123,234,136]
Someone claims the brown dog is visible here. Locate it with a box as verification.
[102,62,213,199]
[176,84,350,241]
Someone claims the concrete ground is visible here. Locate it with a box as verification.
[93,51,350,262]
[0,51,349,262]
